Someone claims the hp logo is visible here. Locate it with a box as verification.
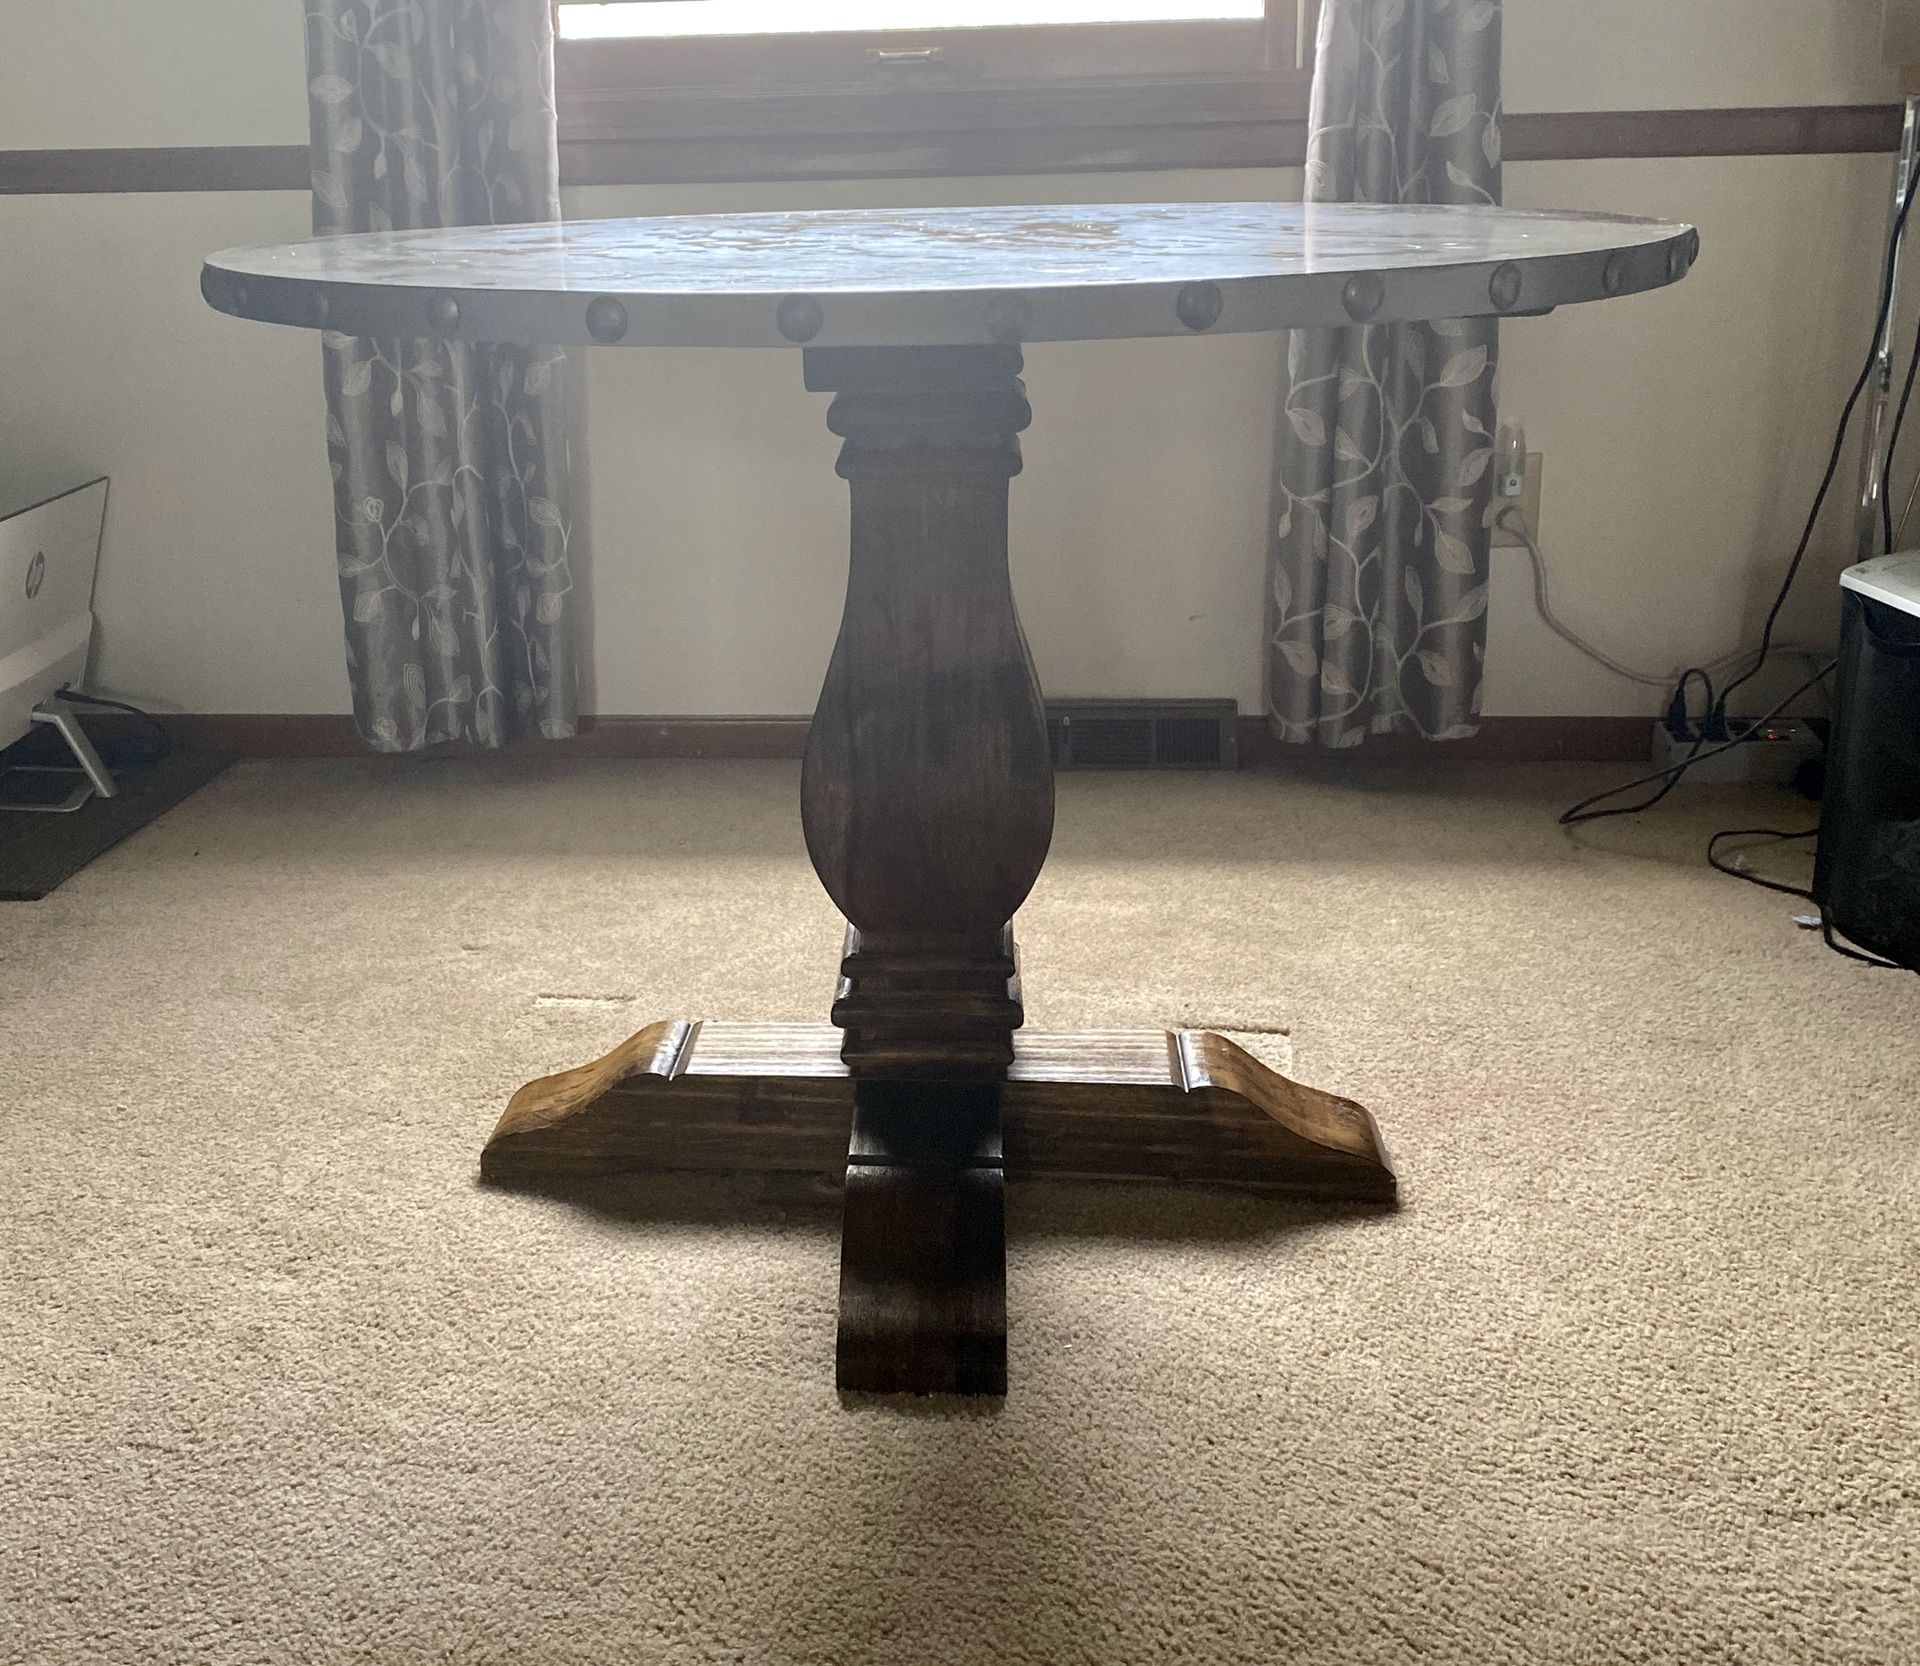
[24,550,45,600]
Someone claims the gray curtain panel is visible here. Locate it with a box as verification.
[306,0,581,750]
[1267,0,1503,746]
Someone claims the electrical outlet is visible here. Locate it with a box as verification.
[1488,452,1543,548]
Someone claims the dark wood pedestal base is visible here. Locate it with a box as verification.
[483,344,1397,1396]
[483,1020,1396,1394]
[484,1021,1396,1199]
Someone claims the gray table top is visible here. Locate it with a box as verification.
[202,200,1697,350]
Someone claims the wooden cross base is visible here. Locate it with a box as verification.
[482,1021,1396,1396]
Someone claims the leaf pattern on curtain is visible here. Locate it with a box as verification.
[1268,0,1502,747]
[306,0,580,750]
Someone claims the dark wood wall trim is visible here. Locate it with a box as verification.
[108,712,1650,764]
[0,105,1903,196]
[1505,103,1902,162]
[0,145,311,195]
[1236,715,1650,765]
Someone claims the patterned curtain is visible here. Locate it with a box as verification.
[306,0,581,750]
[1267,0,1503,746]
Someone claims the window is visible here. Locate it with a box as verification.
[559,3,1270,41]
[553,1,1318,185]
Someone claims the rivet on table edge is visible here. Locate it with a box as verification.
[1175,281,1224,332]
[776,295,825,343]
[984,294,1034,344]
[585,296,629,344]
[1342,272,1385,322]
[233,282,250,311]
[1602,252,1629,295]
[1488,262,1524,312]
[308,290,330,325]
[426,293,461,334]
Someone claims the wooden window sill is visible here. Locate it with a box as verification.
[556,70,1314,185]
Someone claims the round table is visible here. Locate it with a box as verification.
[205,201,1697,1396]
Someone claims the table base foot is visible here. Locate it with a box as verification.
[837,1080,1007,1395]
[483,1021,1395,1202]
[482,1021,1394,1394]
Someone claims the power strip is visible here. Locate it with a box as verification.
[1650,718,1823,785]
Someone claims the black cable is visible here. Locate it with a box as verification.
[1704,826,1910,970]
[1674,666,1715,735]
[1820,910,1909,969]
[1658,667,1720,737]
[1882,306,1920,555]
[51,688,172,769]
[1717,143,1920,722]
[1880,161,1920,553]
[1686,667,1715,720]
[1705,826,1816,898]
[1559,660,1835,826]
[1559,729,1704,826]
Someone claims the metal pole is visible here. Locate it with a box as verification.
[1856,94,1920,560]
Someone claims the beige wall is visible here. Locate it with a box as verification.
[0,1,1902,718]
[0,2,310,149]
[1505,0,1895,112]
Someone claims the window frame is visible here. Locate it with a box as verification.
[553,0,1320,185]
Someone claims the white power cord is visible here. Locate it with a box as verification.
[1492,503,1831,691]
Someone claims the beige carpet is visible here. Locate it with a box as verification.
[1,758,1914,1666]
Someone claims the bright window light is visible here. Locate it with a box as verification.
[557,1,1264,40]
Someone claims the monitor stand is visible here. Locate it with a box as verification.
[0,700,120,814]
